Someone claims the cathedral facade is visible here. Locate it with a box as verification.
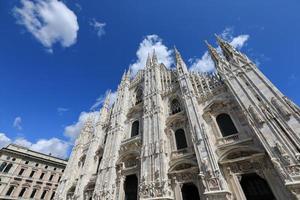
[55,36,300,200]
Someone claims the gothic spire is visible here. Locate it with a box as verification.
[103,90,111,109]
[215,34,251,65]
[146,53,152,68]
[174,46,188,74]
[215,34,239,61]
[205,40,224,67]
[152,49,158,65]
[121,69,127,81]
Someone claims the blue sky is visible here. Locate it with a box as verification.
[0,0,299,158]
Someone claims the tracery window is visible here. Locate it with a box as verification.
[216,113,238,137]
[175,129,188,150]
[171,99,182,115]
[131,121,139,137]
[135,88,143,105]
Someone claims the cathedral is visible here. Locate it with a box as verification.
[55,36,300,200]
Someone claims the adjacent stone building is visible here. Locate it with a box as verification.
[55,36,300,200]
[0,144,67,199]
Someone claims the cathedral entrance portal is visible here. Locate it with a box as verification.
[181,183,200,200]
[240,173,275,200]
[124,174,138,200]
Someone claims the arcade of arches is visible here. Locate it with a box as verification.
[110,148,283,200]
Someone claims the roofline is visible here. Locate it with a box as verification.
[1,143,69,163]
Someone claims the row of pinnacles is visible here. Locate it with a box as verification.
[55,35,300,200]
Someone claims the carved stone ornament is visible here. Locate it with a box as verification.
[138,180,172,198]
[248,105,265,124]
[271,97,291,119]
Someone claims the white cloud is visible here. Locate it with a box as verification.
[13,116,23,131]
[15,137,69,158]
[190,52,215,73]
[90,19,106,38]
[0,133,11,149]
[190,28,250,73]
[129,35,173,76]
[65,90,117,141]
[90,90,117,111]
[64,111,98,141]
[0,133,69,159]
[57,107,69,116]
[13,0,79,51]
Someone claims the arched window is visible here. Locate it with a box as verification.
[131,121,139,137]
[171,99,182,115]
[216,113,238,137]
[3,163,13,173]
[135,88,143,105]
[175,129,188,150]
[0,162,7,172]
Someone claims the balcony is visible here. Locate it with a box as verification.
[216,133,252,149]
[119,135,141,156]
[217,134,239,145]
[171,147,194,160]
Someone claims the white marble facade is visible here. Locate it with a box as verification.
[55,36,300,200]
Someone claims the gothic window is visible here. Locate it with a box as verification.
[175,129,188,150]
[171,99,182,115]
[0,162,7,172]
[216,113,238,137]
[3,163,13,173]
[135,88,143,105]
[131,121,139,137]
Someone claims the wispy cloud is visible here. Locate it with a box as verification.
[190,27,250,73]
[89,19,106,38]
[129,34,174,76]
[57,107,69,116]
[65,90,117,141]
[90,90,117,111]
[13,116,22,131]
[64,111,98,141]
[13,0,79,52]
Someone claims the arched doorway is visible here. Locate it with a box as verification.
[124,174,138,200]
[240,173,275,200]
[181,183,200,200]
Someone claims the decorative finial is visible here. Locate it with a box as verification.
[152,49,158,64]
